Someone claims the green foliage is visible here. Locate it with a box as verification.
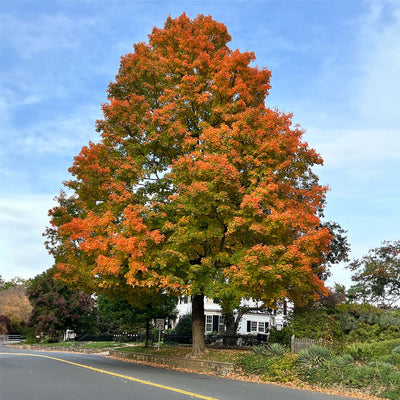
[172,313,192,336]
[252,343,287,357]
[297,345,333,368]
[96,293,177,335]
[326,303,400,343]
[269,326,291,346]
[345,338,400,361]
[347,240,400,307]
[243,335,400,398]
[0,276,27,291]
[288,305,342,341]
[97,295,139,334]
[239,351,297,382]
[378,353,400,369]
[345,342,375,362]
[300,361,400,397]
[392,345,400,354]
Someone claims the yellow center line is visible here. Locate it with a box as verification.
[0,353,218,400]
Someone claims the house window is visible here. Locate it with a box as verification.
[205,315,224,333]
[247,320,269,333]
[219,316,224,332]
[206,315,212,332]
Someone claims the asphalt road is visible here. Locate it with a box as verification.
[0,345,358,400]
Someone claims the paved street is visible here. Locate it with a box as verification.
[0,345,358,400]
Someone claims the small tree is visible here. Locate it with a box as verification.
[173,313,192,336]
[27,268,97,341]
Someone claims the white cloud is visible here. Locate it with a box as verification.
[354,1,400,127]
[0,104,101,157]
[0,194,56,281]
[310,129,400,169]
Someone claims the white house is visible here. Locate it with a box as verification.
[175,296,290,335]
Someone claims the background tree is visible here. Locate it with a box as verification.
[27,268,97,341]
[46,13,333,355]
[97,292,177,346]
[97,295,138,335]
[0,282,32,333]
[0,315,13,335]
[347,240,400,307]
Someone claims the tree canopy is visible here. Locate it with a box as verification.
[347,240,400,307]
[27,268,96,341]
[46,13,333,354]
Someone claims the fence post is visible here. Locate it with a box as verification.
[290,334,295,353]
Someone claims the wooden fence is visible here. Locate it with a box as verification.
[290,335,327,353]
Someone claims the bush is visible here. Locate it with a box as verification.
[297,345,333,368]
[171,313,192,336]
[288,306,342,341]
[252,343,287,357]
[269,326,291,346]
[345,338,400,362]
[392,345,400,354]
[239,350,297,382]
[300,361,400,397]
[345,342,374,362]
[378,353,400,368]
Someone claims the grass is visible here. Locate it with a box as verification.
[112,344,244,362]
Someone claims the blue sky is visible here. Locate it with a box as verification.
[1,0,399,288]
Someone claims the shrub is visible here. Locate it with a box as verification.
[288,306,342,341]
[300,361,400,397]
[253,343,288,357]
[267,343,288,356]
[345,338,400,362]
[378,353,400,368]
[239,353,274,375]
[172,313,192,336]
[269,326,291,346]
[265,353,297,382]
[297,345,333,368]
[239,351,297,382]
[345,342,375,362]
[392,345,400,354]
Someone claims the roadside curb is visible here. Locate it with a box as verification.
[8,344,110,354]
[108,350,236,376]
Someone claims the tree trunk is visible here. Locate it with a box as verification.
[145,319,150,348]
[190,294,205,357]
[223,310,238,346]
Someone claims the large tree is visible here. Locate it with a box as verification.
[46,14,332,355]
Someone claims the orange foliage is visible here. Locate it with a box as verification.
[46,13,332,308]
